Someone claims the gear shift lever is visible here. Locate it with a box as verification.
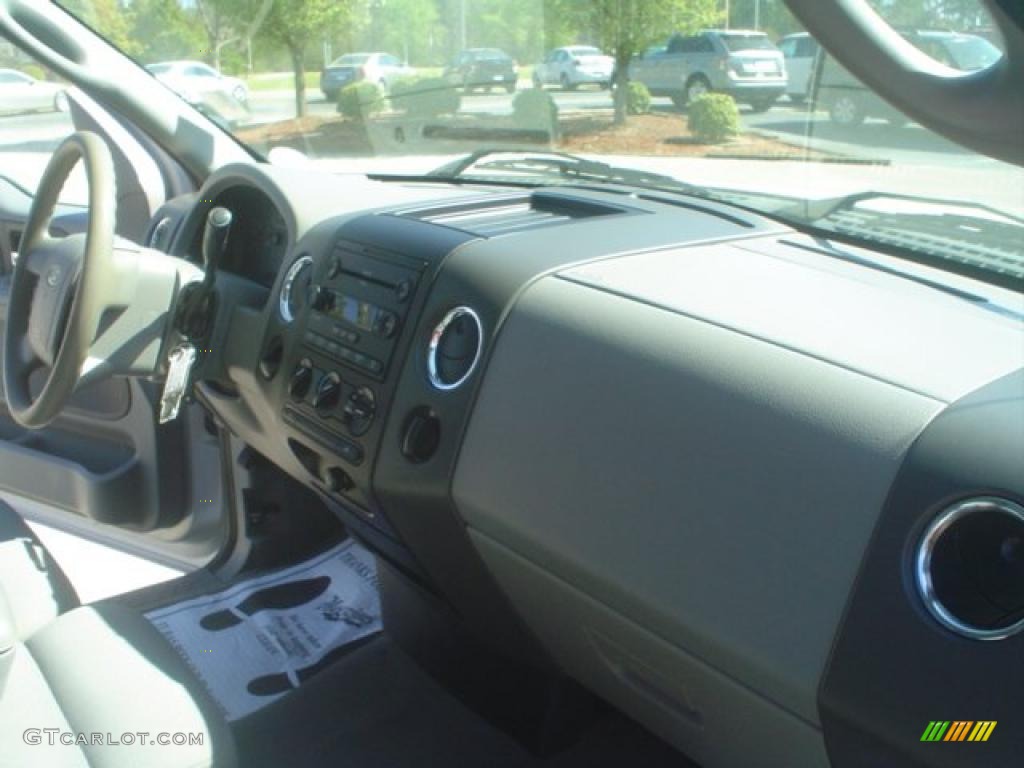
[175,206,231,340]
[201,206,232,288]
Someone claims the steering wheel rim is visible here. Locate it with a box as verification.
[785,0,1024,166]
[3,131,116,428]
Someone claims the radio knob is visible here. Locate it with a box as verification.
[310,285,333,312]
[313,372,342,414]
[288,360,313,401]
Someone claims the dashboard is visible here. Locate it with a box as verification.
[148,163,1024,768]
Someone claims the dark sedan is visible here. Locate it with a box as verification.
[443,48,517,93]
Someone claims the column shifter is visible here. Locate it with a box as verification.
[175,206,232,340]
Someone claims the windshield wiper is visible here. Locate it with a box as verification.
[428,150,708,198]
[779,192,1024,290]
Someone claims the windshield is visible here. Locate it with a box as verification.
[719,33,776,52]
[47,0,1024,288]
[941,36,1003,70]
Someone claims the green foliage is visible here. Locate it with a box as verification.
[687,93,740,144]
[512,88,559,134]
[262,0,358,115]
[625,81,651,115]
[567,0,721,123]
[130,0,205,63]
[389,77,461,118]
[337,81,385,121]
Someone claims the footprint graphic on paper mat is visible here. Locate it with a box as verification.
[245,634,377,696]
[197,576,332,631]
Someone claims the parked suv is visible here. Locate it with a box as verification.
[817,30,1002,125]
[444,48,518,93]
[630,29,786,111]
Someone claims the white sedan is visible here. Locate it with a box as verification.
[533,46,615,90]
[146,60,248,106]
[0,68,67,114]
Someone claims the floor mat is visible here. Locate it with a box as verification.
[146,538,381,720]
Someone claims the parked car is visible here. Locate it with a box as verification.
[320,52,415,100]
[0,68,67,113]
[630,29,787,111]
[443,48,517,93]
[777,32,819,104]
[146,60,248,105]
[533,46,614,90]
[817,30,1003,126]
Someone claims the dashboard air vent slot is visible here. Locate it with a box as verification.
[398,193,625,237]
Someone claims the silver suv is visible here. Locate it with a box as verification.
[630,29,787,111]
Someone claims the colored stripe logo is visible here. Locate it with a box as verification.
[921,721,996,742]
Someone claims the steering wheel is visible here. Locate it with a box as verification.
[785,0,1024,166]
[3,132,201,429]
[3,132,117,428]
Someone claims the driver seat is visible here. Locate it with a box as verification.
[0,501,236,767]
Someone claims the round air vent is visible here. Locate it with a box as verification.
[916,496,1024,641]
[427,307,483,391]
[279,255,313,323]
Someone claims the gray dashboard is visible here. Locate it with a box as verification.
[157,163,1024,768]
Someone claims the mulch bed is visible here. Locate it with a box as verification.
[236,110,831,160]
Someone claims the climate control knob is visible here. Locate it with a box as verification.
[342,386,377,436]
[313,372,343,414]
[288,359,314,401]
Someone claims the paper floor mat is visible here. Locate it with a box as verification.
[146,539,381,721]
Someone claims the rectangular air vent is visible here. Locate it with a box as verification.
[397,192,628,237]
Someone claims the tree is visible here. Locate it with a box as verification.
[727,0,802,38]
[130,0,206,63]
[195,0,273,71]
[585,0,721,124]
[261,0,358,117]
[867,0,993,31]
[62,0,139,56]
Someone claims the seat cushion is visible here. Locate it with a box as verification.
[0,603,236,768]
[0,500,78,639]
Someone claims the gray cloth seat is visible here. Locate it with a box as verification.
[0,503,236,768]
[0,499,78,639]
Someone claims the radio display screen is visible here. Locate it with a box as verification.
[329,292,383,333]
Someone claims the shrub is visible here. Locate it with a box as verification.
[687,93,740,143]
[512,88,558,135]
[390,76,461,118]
[625,81,651,115]
[337,82,385,121]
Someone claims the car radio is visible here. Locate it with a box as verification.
[302,241,418,380]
